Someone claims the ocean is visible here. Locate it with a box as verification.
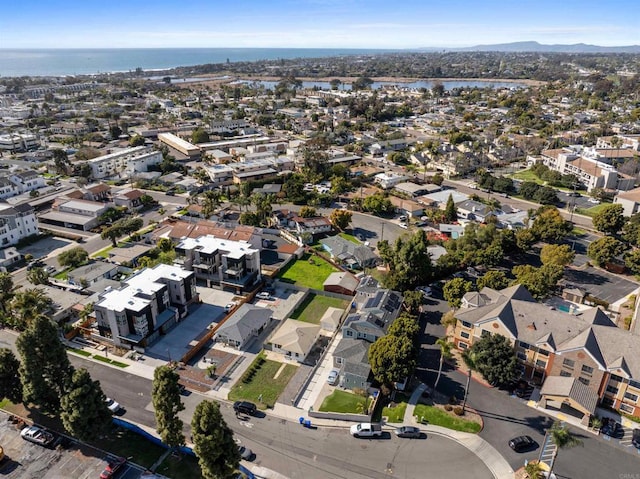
[0,48,396,78]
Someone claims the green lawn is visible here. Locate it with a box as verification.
[97,425,167,468]
[319,390,369,414]
[290,294,348,323]
[157,452,203,479]
[382,393,410,423]
[277,253,340,290]
[228,357,298,408]
[575,202,610,218]
[66,347,92,357]
[92,355,129,368]
[53,268,70,280]
[414,404,482,433]
[339,232,360,244]
[510,169,542,183]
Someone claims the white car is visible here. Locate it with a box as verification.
[416,286,432,297]
[399,223,408,229]
[327,369,339,385]
[105,398,121,413]
[224,302,237,313]
[588,198,600,204]
[256,292,273,300]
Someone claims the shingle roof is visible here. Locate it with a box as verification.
[216,304,272,345]
[268,319,320,356]
[540,376,598,414]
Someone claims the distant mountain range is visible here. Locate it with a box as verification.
[439,41,640,53]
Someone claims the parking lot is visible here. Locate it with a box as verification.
[563,266,639,305]
[0,412,143,479]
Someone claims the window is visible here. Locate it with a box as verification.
[535,359,547,368]
[601,397,615,408]
[620,403,635,414]
[578,377,590,386]
[461,321,472,328]
[537,349,549,357]
[460,331,470,339]
[563,358,575,369]
[345,330,353,337]
[481,330,490,338]
[624,392,639,403]
[560,370,572,377]
[458,342,468,350]
[630,380,640,389]
[581,365,594,376]
[611,374,623,383]
[606,385,619,395]
[518,340,530,349]
[517,352,527,361]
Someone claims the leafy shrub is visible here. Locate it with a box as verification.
[454,406,464,416]
[444,404,453,411]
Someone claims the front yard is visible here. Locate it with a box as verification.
[319,390,370,414]
[290,293,349,324]
[228,354,298,408]
[381,393,410,423]
[414,404,482,433]
[277,253,340,290]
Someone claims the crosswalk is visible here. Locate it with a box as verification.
[538,432,557,469]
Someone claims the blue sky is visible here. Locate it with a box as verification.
[2,0,639,48]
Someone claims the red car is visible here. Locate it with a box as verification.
[100,457,126,479]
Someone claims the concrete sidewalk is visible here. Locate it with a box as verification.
[404,383,515,479]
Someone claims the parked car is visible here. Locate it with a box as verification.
[100,457,127,479]
[350,423,382,438]
[327,369,339,385]
[256,292,273,300]
[415,286,432,297]
[238,445,254,461]
[233,401,257,416]
[105,398,121,414]
[632,429,640,448]
[398,215,408,221]
[394,426,422,438]
[588,198,600,204]
[399,222,408,229]
[224,302,237,313]
[20,425,55,447]
[44,265,56,275]
[508,435,535,452]
[601,418,622,437]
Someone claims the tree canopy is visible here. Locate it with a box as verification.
[152,365,186,449]
[592,203,625,235]
[17,315,74,413]
[60,368,112,441]
[587,236,625,267]
[465,333,519,386]
[368,334,416,386]
[329,209,352,230]
[540,243,575,267]
[512,264,563,299]
[0,348,22,403]
[476,270,509,290]
[58,247,89,268]
[191,400,240,479]
[530,206,572,243]
[378,229,433,291]
[443,277,473,308]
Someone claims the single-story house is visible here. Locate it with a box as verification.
[67,261,118,287]
[320,236,378,270]
[267,319,321,363]
[323,271,359,296]
[107,244,154,266]
[320,307,344,332]
[215,304,272,350]
[0,246,21,270]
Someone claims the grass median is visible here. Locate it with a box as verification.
[414,404,481,433]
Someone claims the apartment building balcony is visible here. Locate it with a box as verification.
[221,268,258,290]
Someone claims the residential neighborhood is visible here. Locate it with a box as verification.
[1,45,640,479]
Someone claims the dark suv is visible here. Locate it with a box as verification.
[632,429,640,449]
[233,401,257,416]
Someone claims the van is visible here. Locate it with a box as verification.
[233,401,257,416]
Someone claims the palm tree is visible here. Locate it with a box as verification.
[524,460,544,479]
[548,421,582,477]
[433,337,453,390]
[461,349,478,414]
[9,288,53,330]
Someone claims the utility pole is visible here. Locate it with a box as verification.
[380,222,385,243]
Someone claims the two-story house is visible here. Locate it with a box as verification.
[0,203,38,247]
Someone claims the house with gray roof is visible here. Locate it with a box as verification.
[320,235,378,270]
[215,304,273,350]
[333,338,372,390]
[456,199,498,223]
[453,283,640,421]
[67,261,118,288]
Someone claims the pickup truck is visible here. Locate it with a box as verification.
[350,423,382,438]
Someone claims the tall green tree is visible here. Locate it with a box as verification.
[17,315,74,413]
[477,270,509,290]
[152,365,186,449]
[548,421,583,478]
[299,206,317,218]
[387,313,420,345]
[443,278,473,308]
[0,348,22,403]
[60,368,113,441]
[402,290,423,316]
[512,264,563,299]
[587,236,625,267]
[465,333,519,386]
[26,267,49,285]
[592,203,625,235]
[191,128,210,144]
[191,400,240,479]
[58,246,89,268]
[9,288,53,330]
[540,243,575,267]
[368,334,416,386]
[530,206,572,243]
[444,193,458,222]
[381,229,433,291]
[329,209,352,231]
[0,272,15,319]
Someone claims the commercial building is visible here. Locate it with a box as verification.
[175,235,261,293]
[0,133,39,152]
[39,198,111,231]
[88,146,163,180]
[93,264,197,348]
[158,132,200,158]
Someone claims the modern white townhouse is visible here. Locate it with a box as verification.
[88,146,163,180]
[0,203,38,247]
